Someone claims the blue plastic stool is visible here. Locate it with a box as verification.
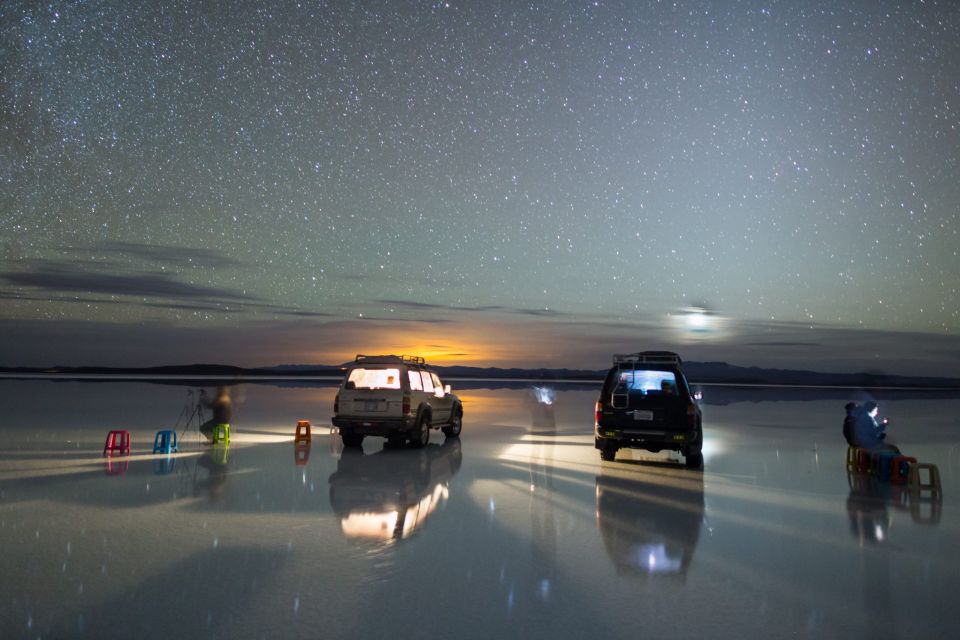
[153,429,179,454]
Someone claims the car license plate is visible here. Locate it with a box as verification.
[363,401,382,411]
[633,410,653,421]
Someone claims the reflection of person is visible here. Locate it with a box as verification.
[842,402,858,446]
[194,451,229,502]
[199,386,232,441]
[846,472,890,544]
[853,401,899,452]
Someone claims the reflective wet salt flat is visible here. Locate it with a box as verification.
[1,379,958,640]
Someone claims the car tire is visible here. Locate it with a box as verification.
[685,451,703,469]
[341,430,364,448]
[410,413,430,449]
[442,410,462,438]
[600,449,617,462]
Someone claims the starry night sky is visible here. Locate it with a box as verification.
[1,1,959,375]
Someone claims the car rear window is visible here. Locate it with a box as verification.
[615,369,678,395]
[347,367,401,390]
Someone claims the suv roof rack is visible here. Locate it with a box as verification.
[613,351,682,366]
[354,354,426,365]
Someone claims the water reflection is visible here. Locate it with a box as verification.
[104,455,129,476]
[153,454,176,475]
[194,444,231,502]
[846,471,941,545]
[294,441,311,466]
[595,465,704,578]
[526,385,556,434]
[328,439,462,543]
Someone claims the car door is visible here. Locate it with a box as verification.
[428,372,453,423]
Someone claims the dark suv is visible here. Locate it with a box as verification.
[594,351,703,468]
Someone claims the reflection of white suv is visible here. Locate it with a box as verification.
[332,355,463,448]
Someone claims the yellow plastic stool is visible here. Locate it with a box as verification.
[212,423,230,444]
[845,446,860,472]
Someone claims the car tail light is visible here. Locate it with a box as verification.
[334,394,339,414]
[402,393,410,415]
[595,401,602,425]
[686,404,697,427]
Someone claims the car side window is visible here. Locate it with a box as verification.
[420,370,434,393]
[408,370,424,391]
[431,373,444,396]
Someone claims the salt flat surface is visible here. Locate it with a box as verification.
[0,379,958,639]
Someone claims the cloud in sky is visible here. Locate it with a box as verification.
[1,259,258,303]
[86,241,245,269]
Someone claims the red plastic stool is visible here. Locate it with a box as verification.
[889,455,917,485]
[103,430,131,456]
[295,420,312,443]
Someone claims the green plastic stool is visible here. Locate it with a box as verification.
[212,423,230,444]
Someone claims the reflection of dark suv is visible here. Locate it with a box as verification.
[594,351,703,467]
[596,466,704,577]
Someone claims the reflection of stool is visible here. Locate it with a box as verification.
[153,430,178,454]
[294,442,311,466]
[103,430,131,456]
[910,494,943,525]
[211,443,229,465]
[874,451,898,481]
[212,423,230,444]
[295,420,312,443]
[105,458,129,475]
[153,456,176,475]
[889,456,917,485]
[908,463,942,496]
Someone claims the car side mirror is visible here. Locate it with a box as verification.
[693,390,702,401]
[444,384,451,395]
[345,381,355,390]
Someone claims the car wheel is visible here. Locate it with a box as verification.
[600,449,617,462]
[410,414,430,449]
[685,451,703,469]
[442,410,462,438]
[341,430,364,448]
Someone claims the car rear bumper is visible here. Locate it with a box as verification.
[332,416,416,436]
[595,425,701,451]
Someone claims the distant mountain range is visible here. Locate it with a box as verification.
[2,361,959,388]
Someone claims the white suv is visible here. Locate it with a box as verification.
[332,355,463,448]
